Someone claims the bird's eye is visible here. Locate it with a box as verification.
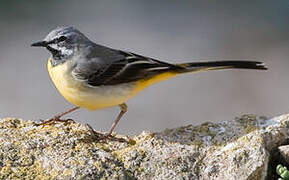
[58,36,67,42]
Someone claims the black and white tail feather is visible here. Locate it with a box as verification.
[178,60,267,73]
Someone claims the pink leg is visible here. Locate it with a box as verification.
[108,103,127,135]
[36,106,80,126]
[86,103,128,143]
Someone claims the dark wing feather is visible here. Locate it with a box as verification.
[72,50,183,86]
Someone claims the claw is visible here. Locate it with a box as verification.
[35,117,74,127]
[86,124,127,143]
[35,107,80,127]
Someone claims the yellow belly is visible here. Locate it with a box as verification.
[47,58,178,110]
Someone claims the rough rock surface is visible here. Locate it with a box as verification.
[0,114,289,179]
[279,145,289,164]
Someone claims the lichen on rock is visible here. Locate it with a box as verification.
[0,114,289,179]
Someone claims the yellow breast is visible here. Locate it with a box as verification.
[47,58,179,110]
[47,58,85,106]
[47,59,136,110]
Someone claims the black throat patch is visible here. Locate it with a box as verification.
[46,46,65,60]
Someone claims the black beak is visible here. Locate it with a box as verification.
[31,41,48,47]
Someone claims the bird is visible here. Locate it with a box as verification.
[31,26,267,138]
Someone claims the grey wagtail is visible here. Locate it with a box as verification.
[31,26,267,137]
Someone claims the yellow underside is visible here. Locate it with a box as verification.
[131,72,178,95]
[47,59,179,110]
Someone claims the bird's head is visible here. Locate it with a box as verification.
[31,26,91,65]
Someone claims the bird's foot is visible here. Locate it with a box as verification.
[86,124,127,143]
[35,116,75,127]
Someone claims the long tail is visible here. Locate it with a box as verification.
[176,60,267,73]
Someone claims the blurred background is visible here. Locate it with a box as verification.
[0,0,288,135]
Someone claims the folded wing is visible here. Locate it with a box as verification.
[72,50,183,86]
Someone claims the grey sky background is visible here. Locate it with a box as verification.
[0,0,288,135]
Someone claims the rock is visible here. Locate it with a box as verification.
[279,145,289,164]
[0,114,289,179]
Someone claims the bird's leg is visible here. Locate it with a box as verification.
[86,103,128,142]
[86,123,127,143]
[108,103,127,135]
[36,106,80,126]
